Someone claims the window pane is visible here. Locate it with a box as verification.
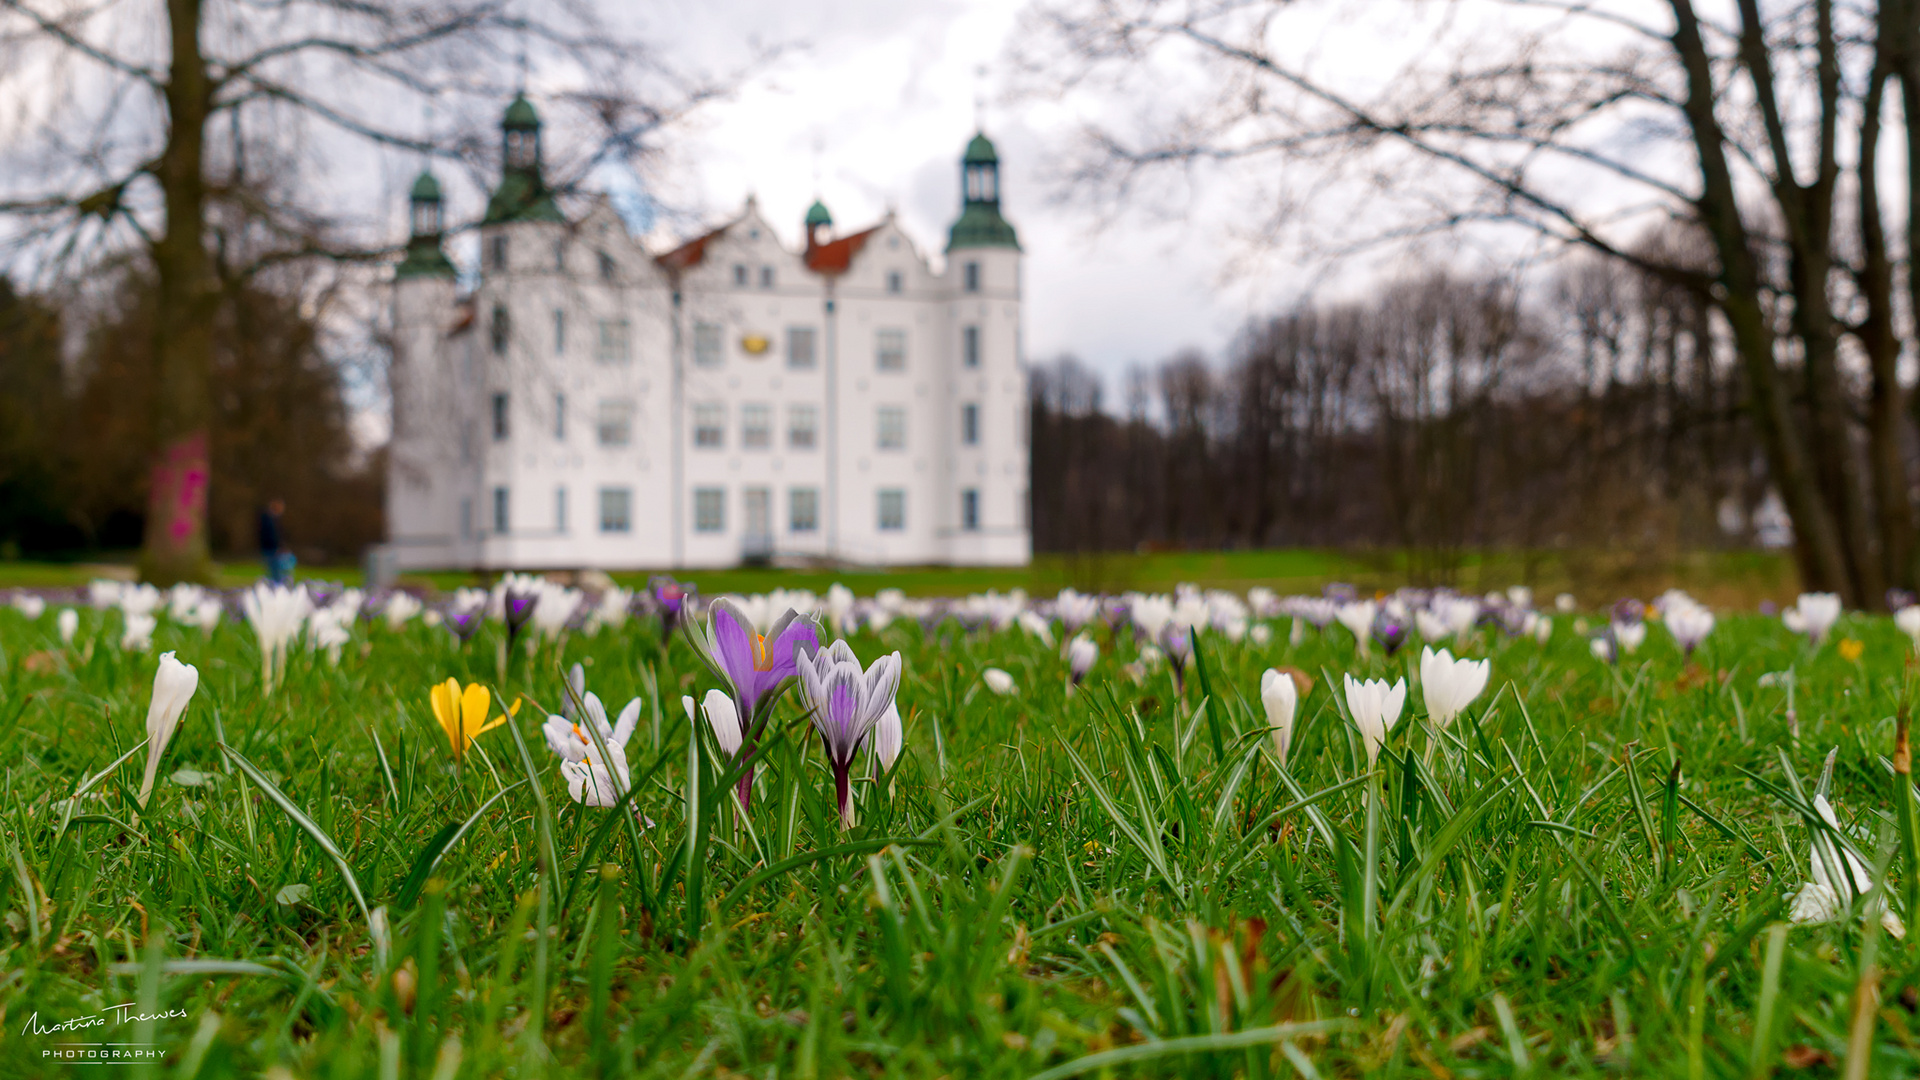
[787,327,817,369]
[963,261,979,292]
[492,393,509,440]
[875,328,906,372]
[877,489,906,531]
[493,486,510,533]
[790,487,819,532]
[877,406,906,450]
[554,309,565,355]
[961,488,979,531]
[597,399,634,447]
[554,393,566,440]
[599,487,631,533]
[963,325,979,368]
[741,404,771,449]
[694,488,725,532]
[694,403,725,448]
[596,319,631,363]
[694,322,723,367]
[555,486,567,532]
[788,405,818,449]
[961,403,979,445]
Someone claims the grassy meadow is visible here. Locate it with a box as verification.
[0,585,1916,1076]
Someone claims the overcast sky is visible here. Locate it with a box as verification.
[606,0,1292,394]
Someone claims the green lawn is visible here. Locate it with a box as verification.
[0,546,1802,606]
[0,590,1915,1076]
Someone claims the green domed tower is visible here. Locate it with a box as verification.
[483,94,564,225]
[946,132,1019,252]
[396,170,456,279]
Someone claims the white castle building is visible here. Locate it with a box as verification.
[386,96,1031,571]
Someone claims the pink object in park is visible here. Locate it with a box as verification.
[149,431,210,545]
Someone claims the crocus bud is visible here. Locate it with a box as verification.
[57,608,78,644]
[983,668,1017,696]
[138,651,200,807]
[871,701,903,772]
[1260,668,1298,766]
[1343,673,1405,767]
[1067,634,1098,685]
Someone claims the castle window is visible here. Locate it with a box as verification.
[555,486,567,532]
[596,319,631,363]
[963,325,980,368]
[790,488,819,532]
[886,270,902,294]
[875,328,906,372]
[788,405,818,450]
[963,261,980,292]
[693,322,723,367]
[597,399,634,447]
[553,309,565,356]
[490,304,510,354]
[787,327,817,370]
[760,266,774,288]
[693,488,725,533]
[960,488,980,531]
[491,393,510,440]
[732,264,748,287]
[599,487,632,533]
[876,406,906,450]
[598,251,616,282]
[490,235,508,271]
[741,404,771,449]
[878,489,906,531]
[554,393,566,440]
[493,486,511,533]
[961,402,979,445]
[553,239,566,272]
[693,403,725,448]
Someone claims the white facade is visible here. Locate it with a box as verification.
[386,100,1031,571]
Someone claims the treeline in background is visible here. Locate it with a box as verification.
[1031,253,1780,583]
[0,269,382,566]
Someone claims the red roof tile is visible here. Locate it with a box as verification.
[657,225,728,271]
[804,226,880,275]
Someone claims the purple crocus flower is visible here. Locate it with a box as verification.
[797,640,902,829]
[1890,589,1917,614]
[503,585,539,637]
[690,598,822,810]
[651,576,692,639]
[1372,610,1410,657]
[445,602,485,645]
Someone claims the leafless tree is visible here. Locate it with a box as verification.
[1020,0,1920,605]
[0,0,732,583]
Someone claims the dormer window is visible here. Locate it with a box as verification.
[411,198,440,236]
[965,160,997,202]
[505,128,538,169]
[733,264,748,287]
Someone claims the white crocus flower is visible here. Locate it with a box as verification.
[683,689,742,758]
[1664,601,1715,656]
[1067,634,1099,686]
[1788,794,1905,938]
[12,592,46,620]
[1413,609,1450,642]
[1343,674,1406,767]
[138,652,200,807]
[1419,646,1490,729]
[1897,606,1920,651]
[1612,621,1648,655]
[871,700,903,773]
[1261,668,1298,766]
[121,612,156,652]
[57,608,79,644]
[1335,601,1377,653]
[242,582,312,694]
[983,668,1017,695]
[545,690,641,809]
[1788,592,1843,644]
[1017,610,1056,648]
[384,592,423,630]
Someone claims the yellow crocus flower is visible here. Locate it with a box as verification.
[430,678,514,761]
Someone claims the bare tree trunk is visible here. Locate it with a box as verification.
[1857,42,1911,598]
[1671,0,1857,601]
[140,0,216,585]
